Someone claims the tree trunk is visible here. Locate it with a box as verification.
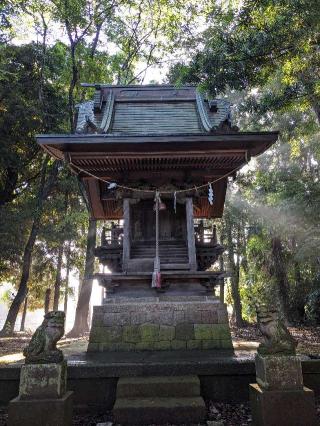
[20,296,28,332]
[309,95,320,125]
[271,236,291,322]
[67,218,96,337]
[64,241,71,316]
[67,42,78,132]
[0,159,59,336]
[226,216,244,327]
[219,255,225,303]
[53,244,64,310]
[0,167,19,208]
[44,288,51,313]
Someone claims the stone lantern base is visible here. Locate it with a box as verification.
[250,355,317,426]
[8,362,73,426]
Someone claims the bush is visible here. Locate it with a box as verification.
[305,289,320,324]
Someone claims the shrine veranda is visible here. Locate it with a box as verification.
[37,84,278,353]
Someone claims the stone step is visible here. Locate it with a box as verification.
[131,255,189,261]
[132,244,187,246]
[116,376,201,398]
[132,247,188,251]
[161,263,190,270]
[131,247,188,252]
[113,396,206,425]
[131,250,188,255]
[133,246,187,249]
[131,260,190,264]
[133,240,186,246]
[131,256,189,260]
[131,252,188,259]
[131,249,187,253]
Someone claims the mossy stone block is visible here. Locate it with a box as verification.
[91,314,104,327]
[175,323,195,340]
[105,342,135,351]
[159,325,175,341]
[210,324,232,340]
[87,343,100,352]
[220,338,233,349]
[105,326,123,343]
[89,327,105,343]
[194,324,212,340]
[202,340,221,349]
[90,326,123,343]
[135,341,156,351]
[140,323,159,341]
[187,340,202,350]
[171,340,187,350]
[154,341,171,350]
[123,326,141,343]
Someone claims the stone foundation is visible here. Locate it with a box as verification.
[250,354,317,426]
[88,296,233,352]
[8,361,73,426]
[8,391,73,426]
[249,384,317,426]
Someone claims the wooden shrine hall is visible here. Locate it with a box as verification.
[37,84,278,353]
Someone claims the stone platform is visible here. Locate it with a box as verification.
[88,295,233,352]
[113,375,206,424]
[2,353,320,410]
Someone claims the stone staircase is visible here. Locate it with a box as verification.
[131,241,189,270]
[113,375,206,424]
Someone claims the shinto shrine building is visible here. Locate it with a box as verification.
[37,84,278,353]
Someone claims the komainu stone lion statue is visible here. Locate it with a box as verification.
[256,305,297,356]
[23,311,65,364]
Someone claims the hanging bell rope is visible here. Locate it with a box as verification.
[151,191,161,289]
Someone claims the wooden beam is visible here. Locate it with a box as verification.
[38,131,278,158]
[186,198,197,271]
[70,150,247,159]
[122,198,130,272]
[78,169,235,180]
[86,178,105,218]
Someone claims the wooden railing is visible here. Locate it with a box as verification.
[194,222,217,244]
[101,223,123,246]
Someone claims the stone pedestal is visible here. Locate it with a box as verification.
[19,362,67,399]
[250,355,317,426]
[255,354,303,391]
[88,296,233,352]
[8,362,73,426]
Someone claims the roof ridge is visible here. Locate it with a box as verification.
[80,83,197,89]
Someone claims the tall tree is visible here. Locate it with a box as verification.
[169,0,320,124]
[0,158,60,336]
[67,218,96,336]
[223,202,246,327]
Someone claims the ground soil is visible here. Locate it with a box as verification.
[0,333,88,359]
[0,398,320,426]
[1,325,320,357]
[231,324,320,357]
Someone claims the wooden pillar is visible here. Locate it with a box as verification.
[122,198,130,271]
[186,198,197,271]
[219,255,225,303]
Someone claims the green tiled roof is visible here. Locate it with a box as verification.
[75,85,237,135]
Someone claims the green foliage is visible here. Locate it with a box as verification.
[0,0,204,319]
[169,0,320,121]
[305,288,320,325]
